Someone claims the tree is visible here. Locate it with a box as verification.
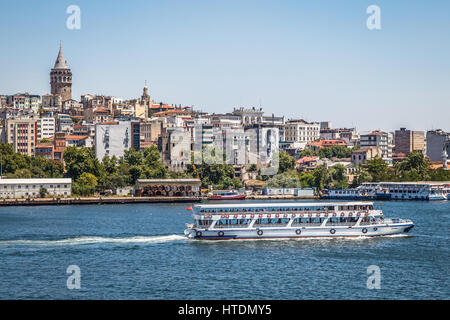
[73,172,98,196]
[278,152,296,173]
[39,187,48,198]
[364,157,390,182]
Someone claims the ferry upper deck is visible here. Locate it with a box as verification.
[194,202,376,214]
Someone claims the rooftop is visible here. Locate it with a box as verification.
[0,178,72,184]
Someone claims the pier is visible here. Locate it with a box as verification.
[0,196,201,207]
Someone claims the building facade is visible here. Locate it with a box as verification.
[360,131,393,164]
[0,178,72,198]
[394,128,425,155]
[426,129,450,162]
[94,120,140,160]
[6,118,36,156]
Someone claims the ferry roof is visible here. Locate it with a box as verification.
[362,181,450,185]
[194,201,374,209]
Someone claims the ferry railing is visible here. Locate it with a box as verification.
[325,222,358,227]
[291,222,323,227]
[214,224,251,229]
[252,223,290,228]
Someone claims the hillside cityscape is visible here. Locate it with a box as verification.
[0,44,449,198]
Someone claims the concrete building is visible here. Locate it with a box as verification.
[6,118,36,155]
[95,120,140,160]
[56,114,73,134]
[0,178,72,198]
[36,117,56,141]
[284,119,320,148]
[161,127,191,172]
[50,43,72,102]
[6,93,41,112]
[426,129,450,162]
[41,94,62,112]
[140,118,163,144]
[351,146,382,166]
[394,128,425,155]
[360,131,393,164]
[35,142,54,160]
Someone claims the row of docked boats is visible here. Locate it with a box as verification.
[321,182,449,201]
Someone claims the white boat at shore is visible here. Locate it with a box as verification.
[358,182,448,201]
[184,202,414,240]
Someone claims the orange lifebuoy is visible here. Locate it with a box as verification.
[259,214,263,218]
[341,212,345,217]
[242,214,246,218]
[292,213,296,218]
[267,214,271,218]
[357,212,361,217]
[275,213,280,218]
[316,213,320,217]
[250,214,255,218]
[233,214,238,218]
[349,213,353,217]
[333,212,337,217]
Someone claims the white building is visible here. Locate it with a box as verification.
[95,120,140,160]
[0,178,72,198]
[36,117,56,141]
[284,119,320,148]
[360,130,393,164]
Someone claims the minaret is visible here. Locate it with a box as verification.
[141,80,152,107]
[50,41,72,101]
[443,146,448,169]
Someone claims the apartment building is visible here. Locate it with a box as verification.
[6,118,36,156]
[394,128,425,155]
[36,117,56,141]
[360,130,393,164]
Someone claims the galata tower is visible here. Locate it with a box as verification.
[50,42,72,101]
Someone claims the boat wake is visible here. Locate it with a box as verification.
[0,235,186,246]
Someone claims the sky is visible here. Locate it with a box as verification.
[0,0,449,133]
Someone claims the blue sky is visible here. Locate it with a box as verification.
[0,0,449,132]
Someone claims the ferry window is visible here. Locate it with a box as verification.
[255,218,269,225]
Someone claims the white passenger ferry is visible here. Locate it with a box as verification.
[184,202,414,240]
[358,182,448,201]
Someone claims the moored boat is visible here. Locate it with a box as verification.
[184,201,414,240]
[207,190,246,200]
[359,182,447,200]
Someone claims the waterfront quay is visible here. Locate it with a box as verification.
[0,196,201,207]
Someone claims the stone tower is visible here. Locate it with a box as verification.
[50,42,72,101]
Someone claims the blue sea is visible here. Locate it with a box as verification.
[0,200,448,299]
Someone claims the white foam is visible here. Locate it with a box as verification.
[0,235,186,246]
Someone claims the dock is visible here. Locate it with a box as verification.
[0,196,201,207]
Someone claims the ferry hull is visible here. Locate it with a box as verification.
[185,223,414,240]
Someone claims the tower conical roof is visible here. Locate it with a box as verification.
[53,42,69,69]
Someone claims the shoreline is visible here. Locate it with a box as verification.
[0,195,319,207]
[0,196,201,207]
